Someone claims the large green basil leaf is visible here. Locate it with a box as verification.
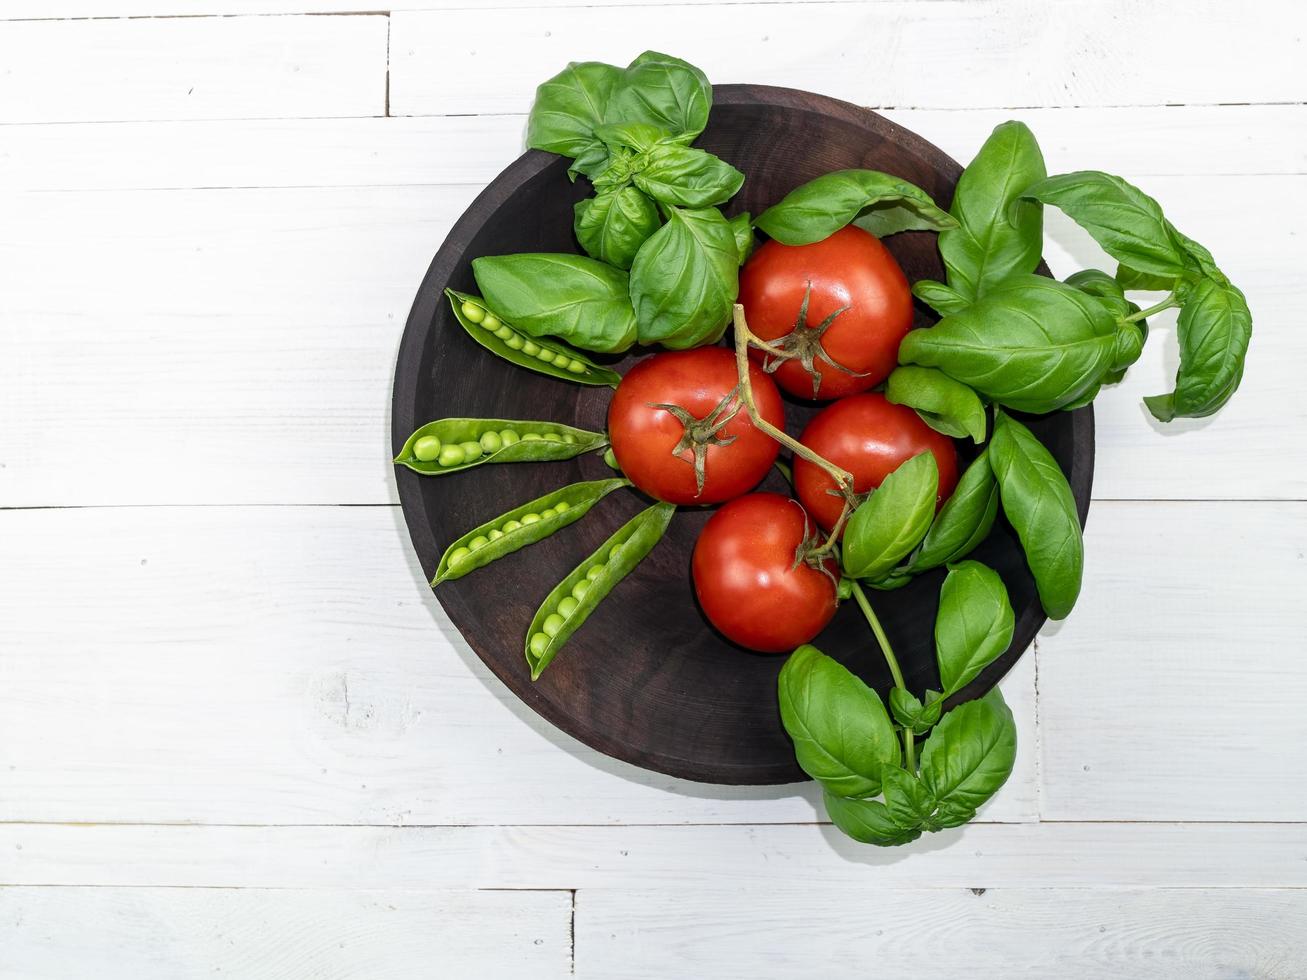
[778,645,900,799]
[939,121,1046,302]
[1065,269,1149,377]
[593,121,668,153]
[754,170,956,246]
[604,51,711,144]
[905,451,998,574]
[897,275,1118,413]
[935,561,1014,696]
[628,205,738,349]
[1145,277,1251,421]
[912,279,970,316]
[634,144,744,208]
[920,688,1017,812]
[1023,171,1188,279]
[988,412,1083,620]
[885,366,987,443]
[526,61,622,178]
[574,186,661,270]
[472,253,637,353]
[1109,313,1148,375]
[1065,268,1125,304]
[823,791,922,847]
[1169,224,1228,285]
[843,452,939,582]
[1116,264,1176,292]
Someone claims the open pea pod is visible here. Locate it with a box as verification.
[446,289,620,388]
[526,501,675,680]
[433,478,629,585]
[395,418,607,476]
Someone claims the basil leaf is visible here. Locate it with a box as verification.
[629,205,738,349]
[728,211,754,265]
[935,560,1014,696]
[881,765,937,830]
[1145,277,1251,422]
[1169,224,1228,285]
[920,688,1018,813]
[574,186,661,270]
[933,800,978,829]
[634,145,745,208]
[912,279,970,316]
[1110,313,1148,375]
[1023,171,1188,279]
[866,570,914,592]
[778,645,900,799]
[604,51,711,144]
[939,120,1046,302]
[905,451,998,574]
[824,791,922,847]
[1116,264,1175,292]
[472,253,637,354]
[592,121,668,153]
[1065,268,1125,303]
[889,687,941,735]
[843,452,939,582]
[897,275,1117,413]
[526,61,622,177]
[989,411,1083,620]
[754,170,955,246]
[886,366,987,443]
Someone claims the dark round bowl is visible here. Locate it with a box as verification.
[392,84,1094,785]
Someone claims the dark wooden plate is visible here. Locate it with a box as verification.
[392,84,1094,785]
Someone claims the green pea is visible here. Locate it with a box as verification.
[499,430,520,446]
[607,545,623,563]
[505,334,525,350]
[566,359,587,374]
[553,501,571,515]
[522,340,541,357]
[529,632,550,659]
[552,352,571,368]
[481,313,501,331]
[522,433,543,442]
[479,430,503,454]
[586,565,605,582]
[543,432,563,443]
[487,529,504,541]
[571,579,592,601]
[448,546,471,565]
[459,440,483,461]
[413,435,442,462]
[468,535,490,551]
[460,301,485,324]
[494,325,514,341]
[438,445,465,467]
[502,519,523,532]
[537,348,557,363]
[562,434,577,445]
[557,596,579,617]
[521,513,541,526]
[542,613,566,638]
[538,506,556,519]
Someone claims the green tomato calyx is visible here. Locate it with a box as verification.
[759,280,866,397]
[648,385,744,498]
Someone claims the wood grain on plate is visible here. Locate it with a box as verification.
[391,85,1093,784]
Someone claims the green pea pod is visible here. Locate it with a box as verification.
[446,290,621,388]
[433,478,630,585]
[526,501,676,680]
[395,418,607,476]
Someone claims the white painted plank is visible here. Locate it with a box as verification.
[4,823,1307,890]
[3,105,1301,193]
[577,887,1307,980]
[1,176,1301,506]
[391,2,1306,115]
[0,887,571,980]
[0,504,1038,825]
[0,15,387,123]
[3,0,752,15]
[1039,502,1307,820]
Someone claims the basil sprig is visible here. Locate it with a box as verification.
[754,169,956,245]
[781,564,1019,847]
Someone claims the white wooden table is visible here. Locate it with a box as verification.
[2,1,1305,976]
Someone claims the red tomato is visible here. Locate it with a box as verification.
[692,493,839,653]
[608,347,784,505]
[794,393,959,532]
[739,225,913,400]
